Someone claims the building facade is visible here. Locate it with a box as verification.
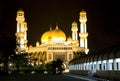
[15,9,89,71]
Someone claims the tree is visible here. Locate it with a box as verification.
[52,59,64,74]
[56,59,64,74]
[11,53,29,70]
[0,36,16,74]
[45,62,53,74]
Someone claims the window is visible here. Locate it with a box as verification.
[48,54,52,60]
[69,54,72,59]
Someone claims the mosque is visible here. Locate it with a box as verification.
[15,9,89,71]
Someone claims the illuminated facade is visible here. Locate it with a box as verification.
[15,9,89,71]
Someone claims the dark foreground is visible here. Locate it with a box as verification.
[0,73,90,81]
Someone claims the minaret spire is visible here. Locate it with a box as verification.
[56,24,59,29]
[50,24,52,31]
[15,9,28,53]
[79,10,89,54]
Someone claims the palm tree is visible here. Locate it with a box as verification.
[56,59,63,74]
[52,59,64,74]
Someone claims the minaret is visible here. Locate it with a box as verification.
[15,9,28,53]
[71,21,78,41]
[79,10,89,54]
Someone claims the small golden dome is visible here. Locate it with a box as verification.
[36,41,39,47]
[29,45,33,48]
[67,36,72,41]
[72,21,77,26]
[80,9,86,15]
[17,9,24,14]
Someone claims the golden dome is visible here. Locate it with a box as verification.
[17,9,24,14]
[41,25,66,44]
[51,25,66,42]
[41,29,52,44]
[29,45,33,48]
[80,9,86,15]
[67,36,72,41]
[72,21,77,26]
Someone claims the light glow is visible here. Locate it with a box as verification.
[116,58,120,62]
[108,59,113,63]
[103,60,106,63]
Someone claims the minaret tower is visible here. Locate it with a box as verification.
[79,10,89,54]
[15,9,28,53]
[71,21,78,41]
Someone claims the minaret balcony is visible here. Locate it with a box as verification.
[79,19,87,23]
[24,40,28,44]
[71,28,78,32]
[79,33,88,38]
[15,32,25,37]
[24,27,28,31]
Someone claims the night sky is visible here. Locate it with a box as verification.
[0,0,120,52]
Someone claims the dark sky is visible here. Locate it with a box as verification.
[0,0,120,52]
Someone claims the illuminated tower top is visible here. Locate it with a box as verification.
[79,10,87,23]
[16,9,25,23]
[71,21,78,40]
[15,9,28,53]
